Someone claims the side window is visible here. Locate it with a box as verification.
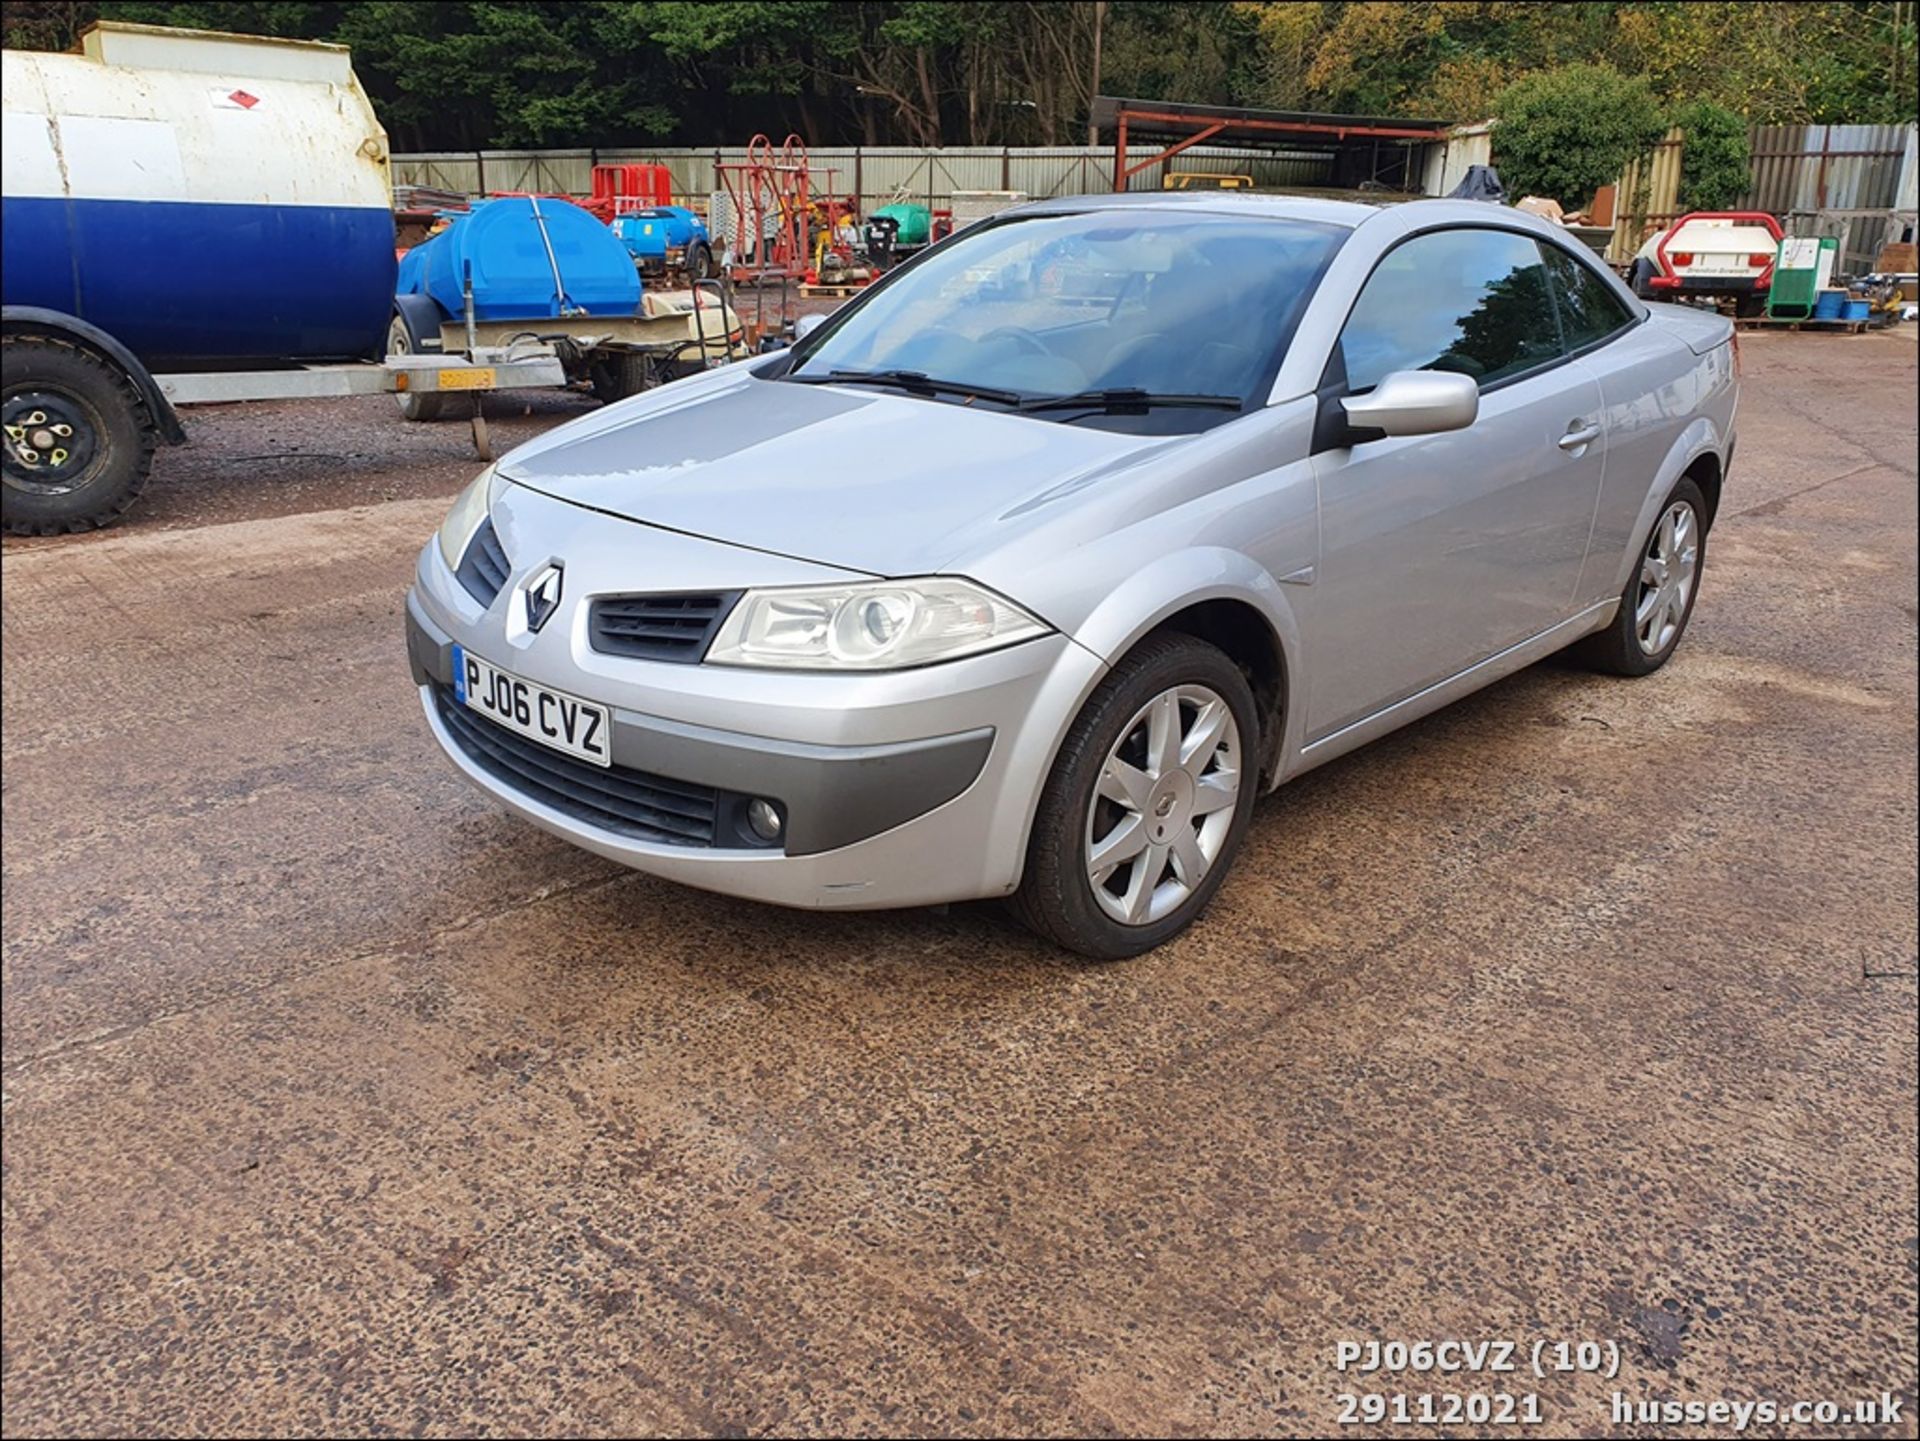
[1542,244,1636,351]
[1338,229,1563,392]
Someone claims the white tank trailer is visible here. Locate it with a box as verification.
[1,23,566,534]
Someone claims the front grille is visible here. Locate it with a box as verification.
[455,520,510,607]
[435,686,718,845]
[589,591,740,662]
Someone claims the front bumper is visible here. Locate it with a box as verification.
[406,496,1107,909]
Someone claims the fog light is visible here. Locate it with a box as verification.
[746,797,784,843]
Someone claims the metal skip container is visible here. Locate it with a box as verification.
[2,22,397,365]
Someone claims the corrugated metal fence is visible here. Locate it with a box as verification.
[398,124,1917,274]
[1743,123,1919,275]
[392,143,1335,211]
[1606,128,1685,264]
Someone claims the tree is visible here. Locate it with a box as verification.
[1491,63,1667,205]
[1673,101,1751,212]
[2,1,1911,145]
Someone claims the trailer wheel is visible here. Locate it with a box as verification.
[686,241,715,281]
[590,351,656,405]
[387,314,447,422]
[2,335,157,535]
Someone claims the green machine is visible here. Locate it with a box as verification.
[1766,236,1838,320]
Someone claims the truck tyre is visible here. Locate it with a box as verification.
[1629,258,1658,299]
[3,335,157,535]
[686,241,715,281]
[387,313,447,422]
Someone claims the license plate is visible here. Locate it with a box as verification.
[438,366,496,391]
[453,645,610,766]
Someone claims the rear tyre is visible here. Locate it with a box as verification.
[686,241,715,281]
[388,313,447,422]
[1009,632,1260,960]
[1733,291,1767,319]
[2,335,156,535]
[1629,258,1658,300]
[1572,476,1707,677]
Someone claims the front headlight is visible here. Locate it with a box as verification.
[436,464,499,572]
[706,578,1049,670]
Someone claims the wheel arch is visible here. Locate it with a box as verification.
[1064,549,1301,789]
[2,306,185,445]
[390,294,446,354]
[1605,418,1729,598]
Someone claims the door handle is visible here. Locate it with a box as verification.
[1558,422,1601,451]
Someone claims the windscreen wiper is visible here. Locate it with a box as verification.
[1015,387,1243,414]
[786,368,1022,406]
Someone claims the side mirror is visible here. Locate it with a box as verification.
[1338,370,1479,439]
[793,314,827,342]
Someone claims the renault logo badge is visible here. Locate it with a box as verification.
[523,562,564,633]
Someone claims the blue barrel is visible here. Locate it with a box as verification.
[2,24,397,365]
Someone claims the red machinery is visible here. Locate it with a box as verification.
[716,134,819,283]
[582,163,673,224]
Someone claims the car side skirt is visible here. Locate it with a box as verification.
[1282,600,1617,781]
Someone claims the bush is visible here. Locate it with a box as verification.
[1675,102,1753,211]
[1492,64,1668,206]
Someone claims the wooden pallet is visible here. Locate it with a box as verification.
[1737,315,1869,334]
[798,283,868,299]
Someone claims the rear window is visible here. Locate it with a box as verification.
[1544,246,1635,351]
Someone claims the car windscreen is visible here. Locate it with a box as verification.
[785,210,1348,432]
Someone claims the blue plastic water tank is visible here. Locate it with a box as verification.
[398,197,641,322]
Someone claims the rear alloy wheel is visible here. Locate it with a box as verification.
[1573,476,1708,676]
[1010,632,1260,959]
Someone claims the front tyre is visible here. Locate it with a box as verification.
[1574,476,1707,676]
[2,336,157,535]
[1010,632,1260,959]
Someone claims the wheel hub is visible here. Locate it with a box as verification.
[3,390,97,492]
[1146,770,1193,842]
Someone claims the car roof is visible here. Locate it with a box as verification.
[1009,192,1597,244]
[1013,190,1382,228]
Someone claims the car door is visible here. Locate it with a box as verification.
[1300,226,1607,743]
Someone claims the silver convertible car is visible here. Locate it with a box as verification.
[406,194,1735,958]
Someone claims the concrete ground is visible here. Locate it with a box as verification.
[2,329,1915,1438]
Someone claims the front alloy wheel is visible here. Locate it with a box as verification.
[1086,685,1242,925]
[1011,631,1260,959]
